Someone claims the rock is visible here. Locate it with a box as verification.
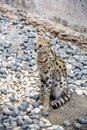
[34,108,40,114]
[67,72,74,78]
[11,121,17,128]
[10,65,17,71]
[0,114,3,122]
[11,108,19,117]
[63,120,71,126]
[68,79,74,84]
[81,82,86,87]
[2,42,11,48]
[66,49,72,54]
[39,122,45,128]
[17,119,25,126]
[29,124,40,129]
[24,118,33,124]
[82,69,87,75]
[32,102,39,108]
[3,107,11,116]
[3,122,10,128]
[0,69,8,75]
[0,123,3,129]
[5,126,12,130]
[29,60,35,67]
[50,38,59,46]
[68,85,76,90]
[0,46,4,51]
[59,43,64,48]
[0,89,7,95]
[9,95,15,102]
[45,122,51,127]
[30,114,40,120]
[26,128,30,130]
[54,128,64,130]
[47,127,53,130]
[18,102,29,111]
[72,62,83,70]
[2,115,9,120]
[15,73,21,79]
[42,110,49,116]
[30,95,39,100]
[12,19,19,25]
[22,124,29,130]
[75,90,83,95]
[33,119,39,124]
[83,90,87,95]
[77,117,87,124]
[73,123,81,129]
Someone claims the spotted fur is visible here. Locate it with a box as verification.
[34,35,71,110]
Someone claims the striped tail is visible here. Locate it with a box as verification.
[51,94,71,109]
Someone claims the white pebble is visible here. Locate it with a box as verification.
[83,90,87,95]
[34,108,40,113]
[75,90,83,95]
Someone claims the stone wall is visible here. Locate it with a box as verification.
[0,0,87,32]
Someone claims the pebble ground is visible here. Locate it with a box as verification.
[0,14,87,130]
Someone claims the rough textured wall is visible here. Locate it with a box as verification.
[0,0,87,32]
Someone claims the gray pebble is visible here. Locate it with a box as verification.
[30,95,39,101]
[32,102,39,108]
[18,102,28,111]
[30,114,40,120]
[24,118,33,124]
[40,122,45,128]
[77,117,87,124]
[0,46,4,51]
[82,69,87,75]
[42,110,49,116]
[11,108,19,117]
[22,124,29,130]
[10,65,17,71]
[15,73,21,79]
[33,119,39,124]
[73,123,81,129]
[66,49,72,54]
[0,114,3,122]
[0,89,7,95]
[11,121,17,128]
[81,82,86,87]
[0,123,3,129]
[2,115,9,120]
[5,126,12,130]
[0,69,8,75]
[29,61,35,67]
[3,122,10,128]
[68,85,76,90]
[26,128,30,130]
[12,19,19,25]
[63,119,71,126]
[3,107,11,116]
[9,95,15,102]
[54,129,63,130]
[17,119,25,126]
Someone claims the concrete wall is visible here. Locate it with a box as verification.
[0,0,87,32]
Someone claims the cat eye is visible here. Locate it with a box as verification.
[39,45,42,48]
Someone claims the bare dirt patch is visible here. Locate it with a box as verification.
[47,93,87,130]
